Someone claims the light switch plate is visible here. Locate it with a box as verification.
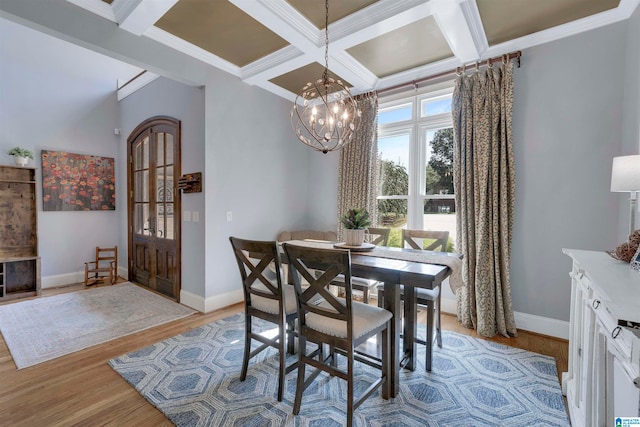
[184,211,191,222]
[192,211,200,222]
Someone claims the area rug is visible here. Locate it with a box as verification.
[0,282,195,369]
[109,313,569,426]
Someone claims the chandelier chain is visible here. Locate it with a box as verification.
[323,0,329,82]
[290,0,361,153]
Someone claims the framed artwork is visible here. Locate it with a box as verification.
[631,245,640,272]
[41,150,115,211]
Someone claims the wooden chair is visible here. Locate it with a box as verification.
[367,227,390,246]
[330,227,390,303]
[402,228,449,252]
[84,246,117,286]
[283,243,391,427]
[229,237,298,402]
[378,229,449,371]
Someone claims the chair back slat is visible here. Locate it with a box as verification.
[402,229,449,252]
[367,227,390,246]
[283,243,353,324]
[229,237,284,305]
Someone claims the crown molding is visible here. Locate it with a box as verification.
[144,26,241,77]
[241,46,308,84]
[65,0,115,22]
[115,0,178,36]
[458,0,488,58]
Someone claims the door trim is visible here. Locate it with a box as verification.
[127,116,182,301]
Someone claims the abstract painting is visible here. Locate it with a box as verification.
[41,150,115,211]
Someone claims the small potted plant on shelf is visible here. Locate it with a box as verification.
[340,208,371,246]
[8,147,34,167]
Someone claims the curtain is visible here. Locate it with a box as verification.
[337,92,378,240]
[452,62,517,337]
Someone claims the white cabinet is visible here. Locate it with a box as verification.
[563,249,640,427]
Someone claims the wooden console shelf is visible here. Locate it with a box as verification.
[0,166,40,301]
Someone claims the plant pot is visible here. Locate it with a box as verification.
[344,229,365,246]
[14,156,28,167]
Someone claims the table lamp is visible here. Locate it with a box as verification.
[611,155,640,236]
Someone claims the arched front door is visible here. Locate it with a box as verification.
[127,117,181,301]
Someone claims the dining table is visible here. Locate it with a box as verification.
[282,239,463,398]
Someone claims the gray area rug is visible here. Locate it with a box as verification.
[0,282,195,369]
[109,313,569,426]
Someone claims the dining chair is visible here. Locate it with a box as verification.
[378,229,449,371]
[282,243,392,427]
[329,227,390,303]
[229,236,298,402]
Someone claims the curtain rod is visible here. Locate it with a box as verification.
[376,50,521,96]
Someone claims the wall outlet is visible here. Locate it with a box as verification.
[226,211,233,222]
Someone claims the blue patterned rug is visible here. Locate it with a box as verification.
[109,313,569,426]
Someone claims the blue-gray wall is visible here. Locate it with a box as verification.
[619,5,640,242]
[510,22,625,321]
[0,17,141,282]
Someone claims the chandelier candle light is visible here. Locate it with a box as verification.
[291,0,361,153]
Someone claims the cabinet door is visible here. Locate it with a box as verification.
[607,343,640,420]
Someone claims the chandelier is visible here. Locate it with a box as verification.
[291,0,361,154]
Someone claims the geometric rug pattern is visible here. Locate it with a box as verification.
[109,313,570,426]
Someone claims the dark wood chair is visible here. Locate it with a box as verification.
[229,237,298,402]
[84,246,117,286]
[329,227,390,303]
[378,229,449,371]
[283,243,391,427]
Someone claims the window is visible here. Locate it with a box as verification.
[377,85,455,250]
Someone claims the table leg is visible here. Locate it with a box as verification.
[403,285,417,371]
[383,282,400,398]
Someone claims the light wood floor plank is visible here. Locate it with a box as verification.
[0,284,568,426]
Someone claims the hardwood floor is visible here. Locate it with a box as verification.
[0,284,568,426]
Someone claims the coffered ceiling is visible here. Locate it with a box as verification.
[68,0,637,100]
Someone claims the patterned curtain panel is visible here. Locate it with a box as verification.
[337,92,378,240]
[452,62,517,337]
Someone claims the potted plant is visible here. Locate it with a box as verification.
[340,208,371,246]
[8,147,34,167]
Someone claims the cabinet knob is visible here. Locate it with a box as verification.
[592,299,600,309]
[611,326,622,339]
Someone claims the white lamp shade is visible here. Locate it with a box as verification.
[611,155,640,192]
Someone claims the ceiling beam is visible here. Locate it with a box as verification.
[431,0,484,63]
[112,0,178,36]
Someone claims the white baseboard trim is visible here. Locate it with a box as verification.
[180,288,243,313]
[436,297,569,340]
[41,271,84,289]
[42,266,129,289]
[514,311,569,340]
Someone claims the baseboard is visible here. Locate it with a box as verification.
[42,266,130,289]
[433,296,569,340]
[514,311,569,340]
[180,288,243,313]
[41,272,84,289]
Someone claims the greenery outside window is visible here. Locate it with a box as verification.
[377,84,454,249]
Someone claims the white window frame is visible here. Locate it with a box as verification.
[378,82,454,230]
